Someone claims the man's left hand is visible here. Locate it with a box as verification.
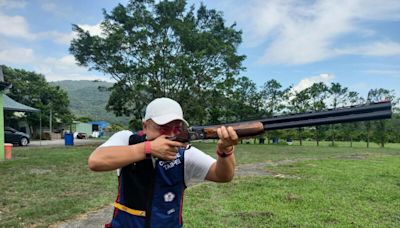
[217,126,239,153]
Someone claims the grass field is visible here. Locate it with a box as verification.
[0,143,399,227]
[239,139,400,149]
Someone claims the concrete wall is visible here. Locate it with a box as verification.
[73,122,92,136]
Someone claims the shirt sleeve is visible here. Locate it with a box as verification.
[98,130,133,176]
[184,146,216,186]
[99,130,133,147]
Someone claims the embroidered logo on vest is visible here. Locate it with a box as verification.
[164,192,175,202]
[159,153,182,170]
[167,208,176,215]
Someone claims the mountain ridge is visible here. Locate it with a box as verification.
[51,80,130,126]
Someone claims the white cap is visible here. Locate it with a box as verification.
[144,97,188,126]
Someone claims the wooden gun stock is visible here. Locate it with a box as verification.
[201,121,264,139]
[168,121,264,143]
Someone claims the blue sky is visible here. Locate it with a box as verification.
[1,0,399,99]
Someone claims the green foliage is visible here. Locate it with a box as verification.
[367,88,397,147]
[307,82,328,111]
[76,116,93,123]
[108,123,125,132]
[329,82,348,108]
[2,65,73,132]
[261,79,290,116]
[70,0,245,125]
[289,89,310,113]
[208,76,264,124]
[51,80,130,126]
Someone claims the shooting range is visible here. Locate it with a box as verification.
[1,0,399,227]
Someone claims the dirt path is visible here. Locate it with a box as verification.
[52,160,301,228]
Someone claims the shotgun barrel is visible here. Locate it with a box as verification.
[262,101,392,130]
[170,101,393,143]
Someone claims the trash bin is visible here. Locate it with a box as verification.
[4,143,13,160]
[272,138,279,144]
[64,133,74,146]
[259,138,265,144]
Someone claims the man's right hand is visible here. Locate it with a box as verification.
[149,135,186,161]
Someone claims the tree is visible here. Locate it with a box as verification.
[328,82,349,146]
[2,65,73,136]
[306,82,328,146]
[260,79,291,143]
[260,79,290,116]
[329,82,348,108]
[70,0,245,125]
[386,112,400,143]
[226,76,264,143]
[307,82,328,112]
[342,91,363,147]
[76,116,93,123]
[229,76,264,122]
[367,88,397,147]
[288,89,311,146]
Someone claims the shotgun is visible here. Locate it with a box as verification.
[170,101,392,143]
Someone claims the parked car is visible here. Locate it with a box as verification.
[76,132,87,139]
[5,127,30,146]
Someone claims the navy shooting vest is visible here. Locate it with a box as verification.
[107,133,186,228]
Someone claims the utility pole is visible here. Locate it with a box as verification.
[49,108,52,133]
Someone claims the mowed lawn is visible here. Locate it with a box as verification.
[0,142,399,227]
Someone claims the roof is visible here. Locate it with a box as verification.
[3,94,40,112]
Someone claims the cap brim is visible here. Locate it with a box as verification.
[151,114,189,126]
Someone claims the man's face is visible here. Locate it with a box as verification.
[143,120,185,140]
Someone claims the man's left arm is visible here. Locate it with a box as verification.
[205,126,238,182]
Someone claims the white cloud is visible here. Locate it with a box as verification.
[37,23,102,45]
[0,8,101,45]
[0,0,27,9]
[350,82,369,90]
[291,73,334,93]
[0,47,111,82]
[37,30,75,45]
[353,0,400,21]
[232,0,290,48]
[257,0,356,64]
[0,47,34,63]
[35,55,94,81]
[43,55,77,69]
[0,12,73,44]
[218,0,400,65]
[364,69,400,78]
[78,23,103,37]
[0,12,35,39]
[34,54,113,82]
[40,1,57,12]
[338,41,400,57]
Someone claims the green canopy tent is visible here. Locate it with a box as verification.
[1,94,41,160]
[3,94,40,113]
